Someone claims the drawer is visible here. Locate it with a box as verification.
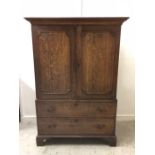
[36,100,116,118]
[38,117,114,135]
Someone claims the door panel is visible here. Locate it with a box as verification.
[38,31,70,93]
[32,26,75,99]
[77,26,119,99]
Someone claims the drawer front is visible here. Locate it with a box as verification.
[38,117,114,135]
[36,100,116,118]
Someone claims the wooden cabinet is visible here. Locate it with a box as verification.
[26,17,128,146]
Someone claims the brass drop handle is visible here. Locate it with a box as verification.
[48,124,57,128]
[96,124,105,129]
[74,119,79,123]
[75,62,80,73]
[74,102,78,107]
[77,63,80,68]
[47,106,55,113]
[96,107,104,113]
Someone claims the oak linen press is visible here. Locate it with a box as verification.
[25,17,128,146]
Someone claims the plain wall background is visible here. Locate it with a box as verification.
[19,0,135,120]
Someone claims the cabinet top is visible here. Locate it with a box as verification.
[25,17,129,26]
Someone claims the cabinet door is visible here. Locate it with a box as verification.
[76,26,120,99]
[32,26,75,99]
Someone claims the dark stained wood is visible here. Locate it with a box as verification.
[37,31,70,93]
[82,32,114,95]
[36,135,116,146]
[25,17,128,26]
[79,26,119,99]
[32,26,76,99]
[38,117,115,135]
[26,17,128,146]
[36,100,116,118]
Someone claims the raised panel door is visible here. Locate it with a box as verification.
[32,26,75,99]
[76,26,120,99]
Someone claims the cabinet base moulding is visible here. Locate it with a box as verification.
[36,135,116,146]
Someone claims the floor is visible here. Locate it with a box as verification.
[19,119,135,155]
